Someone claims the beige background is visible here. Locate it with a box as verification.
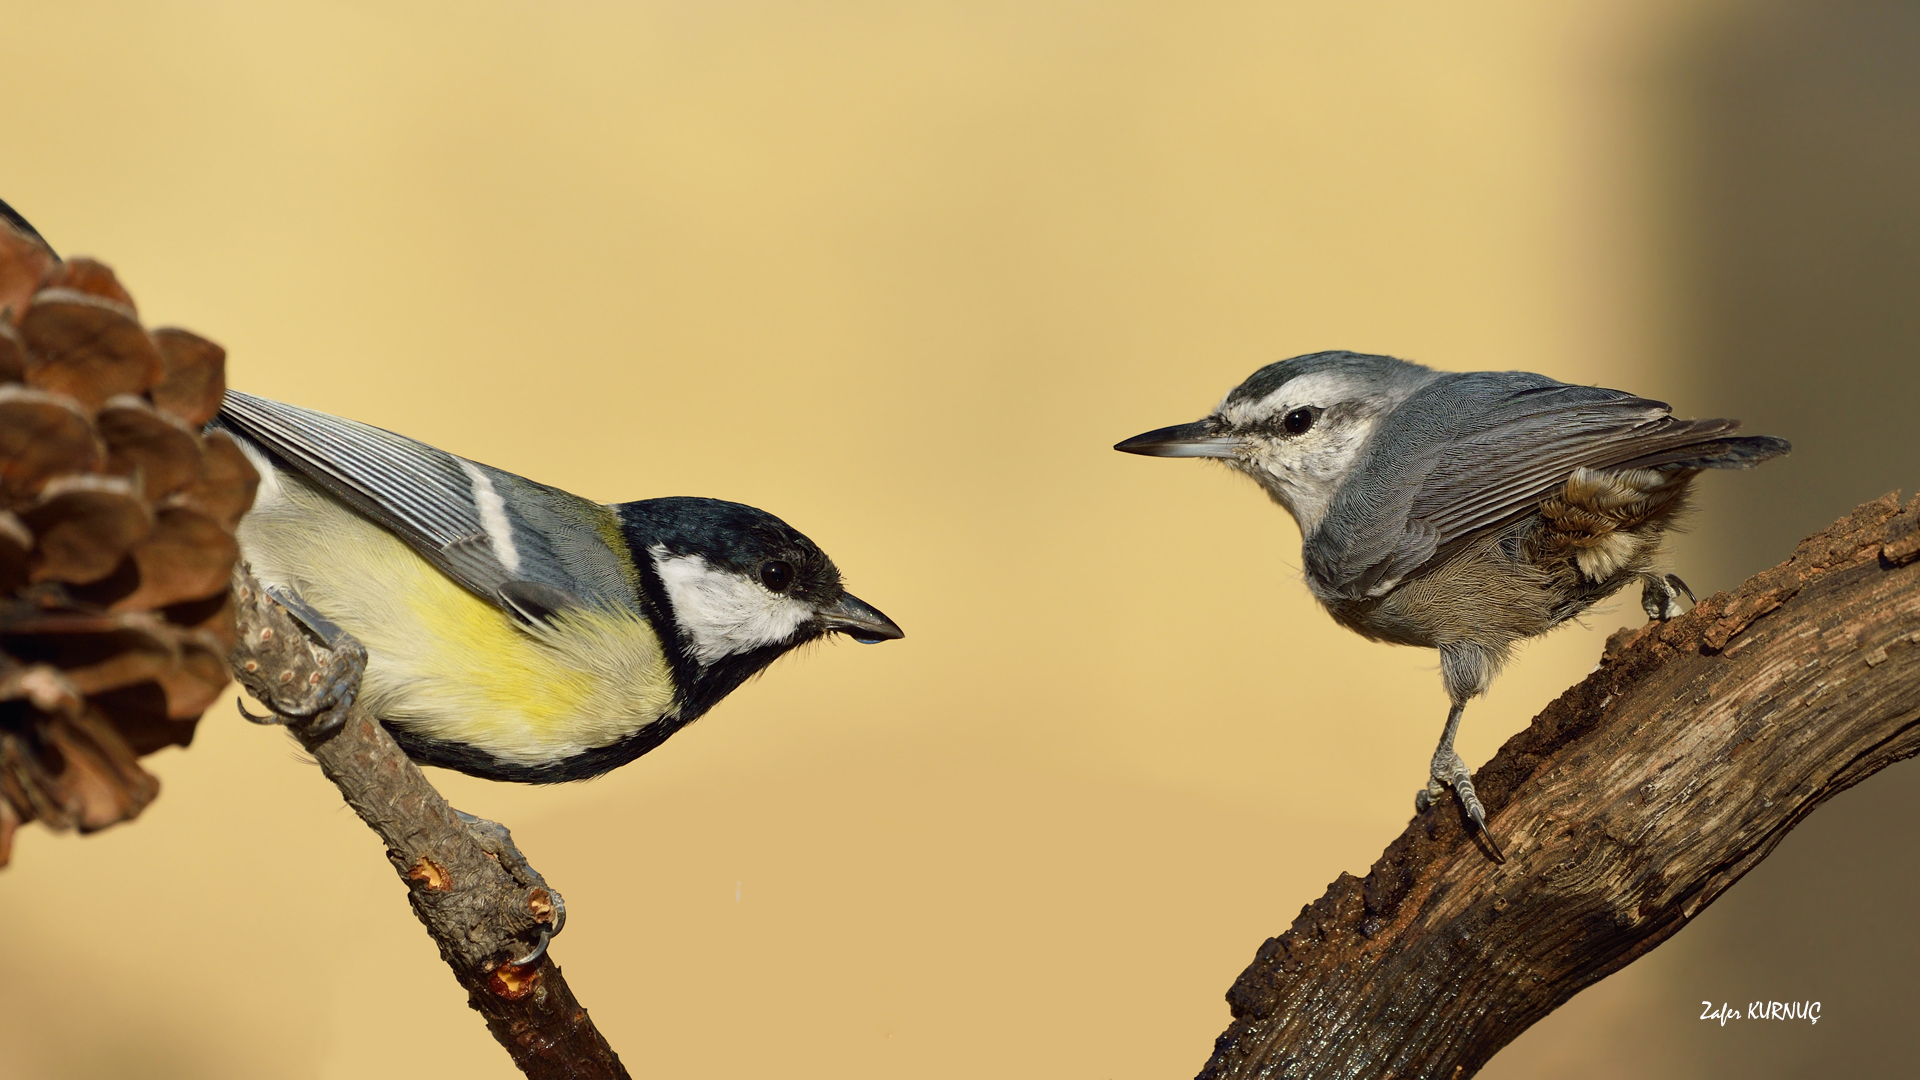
[3,2,1917,1077]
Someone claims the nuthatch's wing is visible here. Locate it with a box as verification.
[215,391,639,623]
[1306,372,1788,599]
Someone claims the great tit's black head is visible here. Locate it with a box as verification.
[1114,351,1441,534]
[617,497,902,678]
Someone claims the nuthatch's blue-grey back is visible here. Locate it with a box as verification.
[1116,351,1789,860]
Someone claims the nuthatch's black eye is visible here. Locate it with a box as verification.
[1283,408,1315,435]
[759,560,795,592]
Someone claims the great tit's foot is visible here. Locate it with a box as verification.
[1420,749,1506,864]
[1640,572,1696,622]
[228,572,366,741]
[455,809,567,967]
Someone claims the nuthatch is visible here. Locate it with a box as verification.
[1115,351,1788,860]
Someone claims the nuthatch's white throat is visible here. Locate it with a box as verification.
[1117,351,1789,860]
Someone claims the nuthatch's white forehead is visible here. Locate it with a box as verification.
[1214,351,1438,428]
[1219,370,1371,428]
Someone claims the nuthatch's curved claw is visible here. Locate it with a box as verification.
[1667,573,1697,605]
[1421,737,1507,866]
[1641,571,1696,622]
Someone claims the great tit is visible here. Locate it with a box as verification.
[1116,351,1787,858]
[217,390,902,784]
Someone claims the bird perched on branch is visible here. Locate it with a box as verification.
[217,391,901,784]
[1115,351,1788,860]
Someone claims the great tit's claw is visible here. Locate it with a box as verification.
[454,809,567,962]
[509,924,553,969]
[231,575,366,738]
[236,696,278,724]
[258,584,363,736]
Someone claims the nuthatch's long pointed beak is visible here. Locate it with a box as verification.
[821,593,904,643]
[1113,420,1240,458]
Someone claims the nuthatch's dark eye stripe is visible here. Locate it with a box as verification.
[1249,405,1321,438]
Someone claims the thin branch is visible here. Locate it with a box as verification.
[1200,491,1920,1080]
[227,569,629,1080]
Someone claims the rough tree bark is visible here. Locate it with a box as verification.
[227,569,629,1080]
[1200,491,1920,1080]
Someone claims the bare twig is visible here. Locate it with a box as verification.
[227,569,628,1080]
[1200,492,1920,1080]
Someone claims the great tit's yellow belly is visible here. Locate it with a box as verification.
[236,471,678,767]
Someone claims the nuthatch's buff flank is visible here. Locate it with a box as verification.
[1116,351,1789,859]
[217,390,902,784]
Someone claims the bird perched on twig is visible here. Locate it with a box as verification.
[217,390,902,784]
[1116,351,1788,861]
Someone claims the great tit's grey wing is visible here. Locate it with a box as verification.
[215,391,638,618]
[1306,372,1786,598]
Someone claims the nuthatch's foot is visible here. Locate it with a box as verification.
[1415,748,1506,864]
[455,809,567,967]
[230,574,367,740]
[1640,572,1695,621]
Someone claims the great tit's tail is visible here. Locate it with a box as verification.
[0,199,56,258]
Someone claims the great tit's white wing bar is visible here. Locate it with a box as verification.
[1307,373,1772,598]
[215,391,634,616]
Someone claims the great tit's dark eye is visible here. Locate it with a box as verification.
[1283,408,1315,435]
[759,560,795,592]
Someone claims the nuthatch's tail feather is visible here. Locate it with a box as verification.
[1621,434,1791,472]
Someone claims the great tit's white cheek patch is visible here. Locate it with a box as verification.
[651,548,812,665]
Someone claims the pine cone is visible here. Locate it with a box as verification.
[0,212,258,866]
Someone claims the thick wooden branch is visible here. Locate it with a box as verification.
[227,570,629,1080]
[1200,492,1920,1080]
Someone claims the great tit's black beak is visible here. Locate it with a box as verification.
[1113,419,1240,458]
[820,593,904,643]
